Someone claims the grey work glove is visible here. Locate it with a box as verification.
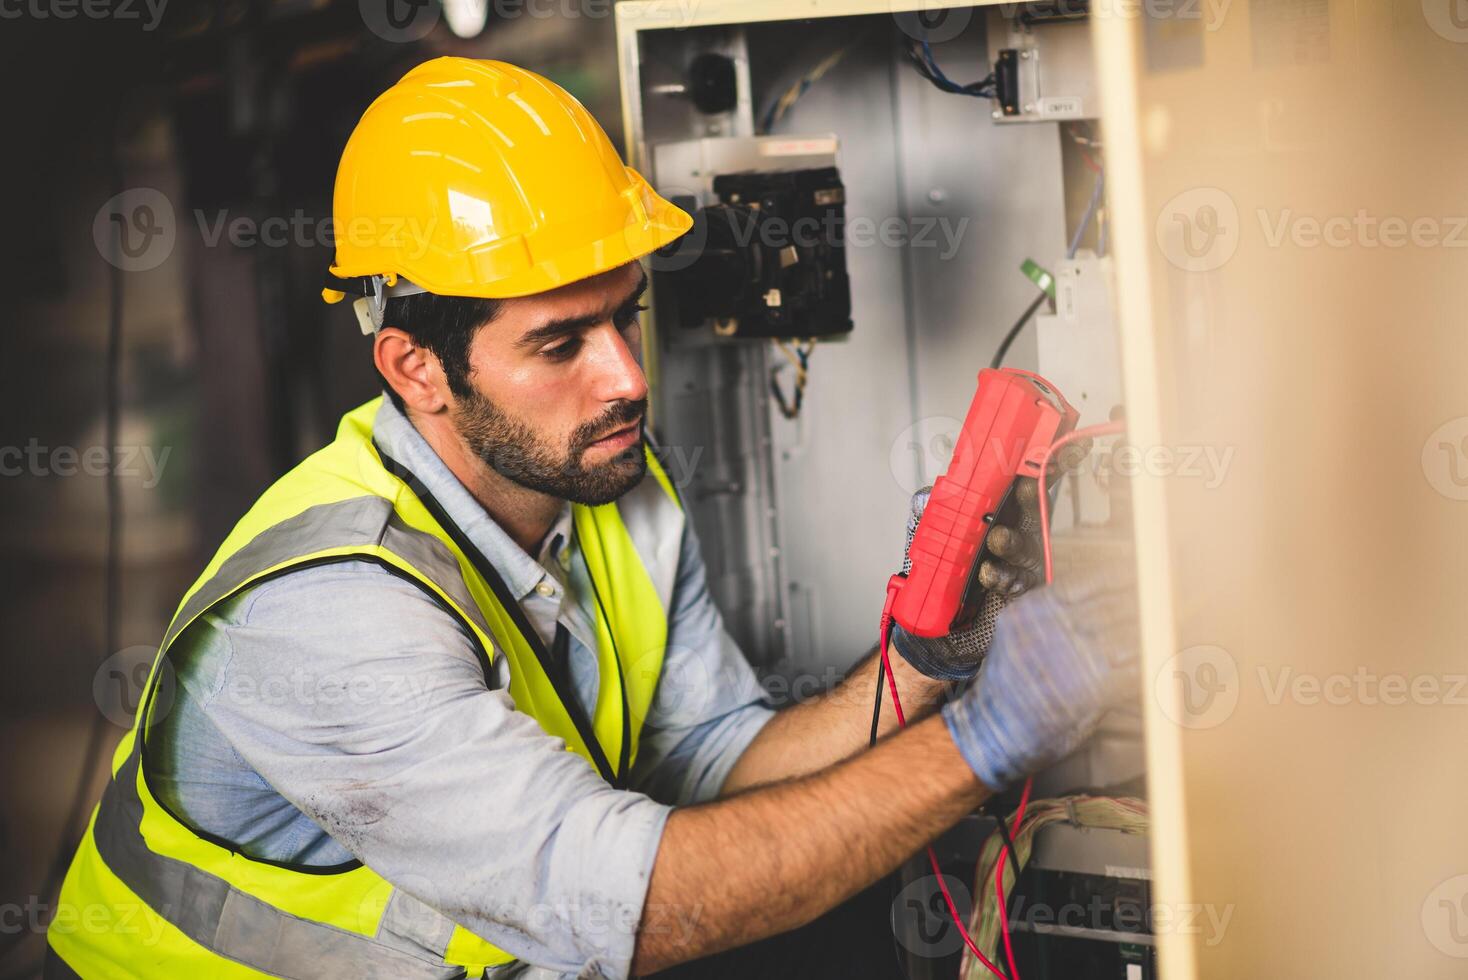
[940,536,1141,791]
[891,440,1092,681]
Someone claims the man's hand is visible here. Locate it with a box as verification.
[941,534,1140,791]
[891,439,1093,681]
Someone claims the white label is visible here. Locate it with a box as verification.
[1105,865,1152,880]
[1039,96,1084,118]
[1127,965,1143,980]
[759,137,838,157]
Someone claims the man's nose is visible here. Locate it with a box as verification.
[589,325,649,404]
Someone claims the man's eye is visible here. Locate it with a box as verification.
[541,337,582,361]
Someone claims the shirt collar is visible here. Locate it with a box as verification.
[372,396,571,600]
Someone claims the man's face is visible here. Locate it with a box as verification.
[451,261,651,505]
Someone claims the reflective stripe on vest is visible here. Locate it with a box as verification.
[47,398,684,979]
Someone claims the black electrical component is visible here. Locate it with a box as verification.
[995,48,1021,116]
[686,53,738,115]
[656,167,853,340]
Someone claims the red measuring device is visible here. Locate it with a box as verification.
[890,367,1079,638]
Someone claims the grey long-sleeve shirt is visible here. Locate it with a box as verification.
[145,398,775,977]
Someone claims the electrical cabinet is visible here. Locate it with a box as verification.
[617,3,1146,978]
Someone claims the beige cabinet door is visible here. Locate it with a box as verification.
[1094,2,1468,977]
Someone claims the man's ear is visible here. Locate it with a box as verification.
[375,327,449,414]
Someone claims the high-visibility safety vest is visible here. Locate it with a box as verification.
[46,398,685,979]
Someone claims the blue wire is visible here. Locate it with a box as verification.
[1067,169,1106,259]
[919,40,992,97]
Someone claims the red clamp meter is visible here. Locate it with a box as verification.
[891,367,1079,638]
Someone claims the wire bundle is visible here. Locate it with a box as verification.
[903,38,996,98]
[961,795,1150,980]
[761,43,859,133]
[770,338,816,419]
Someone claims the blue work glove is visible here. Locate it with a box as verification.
[940,537,1140,792]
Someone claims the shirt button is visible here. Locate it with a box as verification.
[535,581,556,598]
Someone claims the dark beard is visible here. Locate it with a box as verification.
[453,390,648,505]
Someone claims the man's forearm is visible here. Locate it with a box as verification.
[720,644,950,795]
[632,713,986,975]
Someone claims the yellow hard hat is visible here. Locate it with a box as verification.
[323,57,691,319]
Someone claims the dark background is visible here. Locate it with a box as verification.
[0,3,644,976]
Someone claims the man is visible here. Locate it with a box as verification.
[47,58,1138,979]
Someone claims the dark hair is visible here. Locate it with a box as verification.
[377,292,503,411]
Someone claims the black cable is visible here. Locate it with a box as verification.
[902,36,995,98]
[990,291,1049,370]
[868,654,885,748]
[990,807,1023,893]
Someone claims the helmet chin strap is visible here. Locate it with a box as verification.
[348,274,428,335]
